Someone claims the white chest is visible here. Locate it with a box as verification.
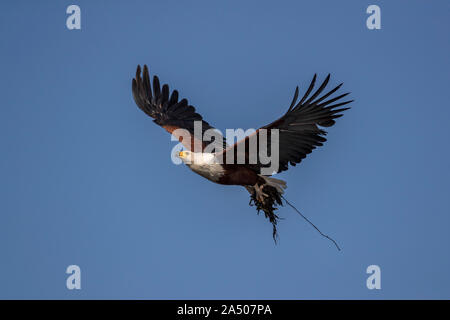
[187,163,225,182]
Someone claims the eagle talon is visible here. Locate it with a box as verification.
[254,184,268,203]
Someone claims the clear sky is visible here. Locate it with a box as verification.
[1,0,449,299]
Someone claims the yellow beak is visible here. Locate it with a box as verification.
[179,151,185,158]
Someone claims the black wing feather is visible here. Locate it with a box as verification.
[132,65,226,151]
[220,74,352,174]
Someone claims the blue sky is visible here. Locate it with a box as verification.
[1,0,449,299]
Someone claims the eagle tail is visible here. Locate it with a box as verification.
[247,176,287,243]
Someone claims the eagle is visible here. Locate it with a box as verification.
[132,65,352,247]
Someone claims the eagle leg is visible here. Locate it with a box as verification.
[254,184,269,203]
[247,184,283,243]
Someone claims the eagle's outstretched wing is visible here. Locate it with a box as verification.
[132,65,226,151]
[217,74,353,174]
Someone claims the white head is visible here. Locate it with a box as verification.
[177,151,215,165]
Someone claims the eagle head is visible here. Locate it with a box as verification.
[177,151,215,165]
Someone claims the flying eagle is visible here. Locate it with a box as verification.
[132,65,352,247]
